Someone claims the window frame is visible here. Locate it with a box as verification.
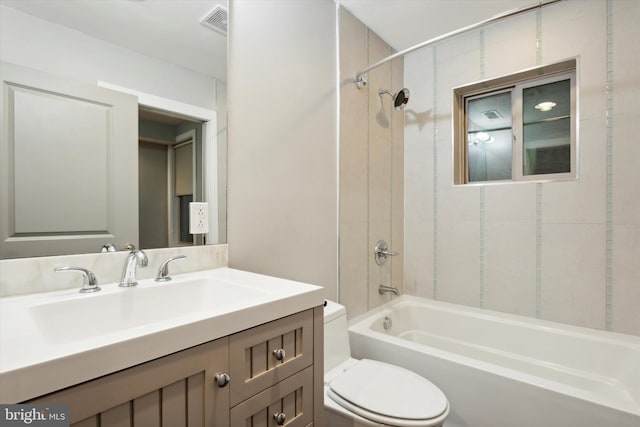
[453,59,578,185]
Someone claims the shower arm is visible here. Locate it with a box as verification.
[378,89,394,98]
[354,0,564,88]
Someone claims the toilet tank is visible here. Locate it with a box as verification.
[324,300,352,372]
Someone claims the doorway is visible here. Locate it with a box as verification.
[97,80,220,248]
[138,108,203,249]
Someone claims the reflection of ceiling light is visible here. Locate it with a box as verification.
[534,101,557,112]
[476,132,491,142]
[468,132,494,145]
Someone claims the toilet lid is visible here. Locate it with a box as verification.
[328,359,448,426]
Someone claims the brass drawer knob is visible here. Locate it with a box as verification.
[273,348,286,361]
[273,412,286,425]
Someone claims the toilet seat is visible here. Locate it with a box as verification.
[328,359,449,427]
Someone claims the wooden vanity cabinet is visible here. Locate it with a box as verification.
[27,337,230,426]
[27,307,324,427]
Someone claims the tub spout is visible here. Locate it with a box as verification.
[379,284,400,296]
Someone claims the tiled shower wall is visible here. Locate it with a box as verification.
[404,0,639,336]
[339,8,404,318]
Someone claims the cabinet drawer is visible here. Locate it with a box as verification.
[230,309,314,406]
[230,366,313,427]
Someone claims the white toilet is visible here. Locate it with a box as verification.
[324,300,449,427]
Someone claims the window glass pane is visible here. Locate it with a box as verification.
[467,91,512,182]
[468,129,512,182]
[522,79,571,176]
[523,118,570,175]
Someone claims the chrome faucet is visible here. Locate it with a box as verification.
[379,284,400,296]
[119,250,148,287]
[155,255,186,282]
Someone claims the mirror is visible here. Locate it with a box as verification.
[0,0,228,259]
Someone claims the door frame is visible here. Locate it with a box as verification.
[170,130,197,247]
[97,81,219,244]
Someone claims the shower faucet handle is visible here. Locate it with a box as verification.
[374,240,399,265]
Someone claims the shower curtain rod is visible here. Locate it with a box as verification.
[354,0,564,88]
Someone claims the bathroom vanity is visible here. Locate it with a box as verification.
[0,268,324,426]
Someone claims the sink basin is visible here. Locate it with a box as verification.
[30,277,268,344]
[0,267,323,403]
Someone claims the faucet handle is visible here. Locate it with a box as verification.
[155,255,186,282]
[100,243,117,253]
[374,240,399,265]
[54,266,101,293]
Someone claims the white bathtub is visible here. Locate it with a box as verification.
[347,296,640,427]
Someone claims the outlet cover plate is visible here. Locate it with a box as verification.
[189,202,209,234]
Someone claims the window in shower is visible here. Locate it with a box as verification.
[453,59,576,185]
[466,90,513,182]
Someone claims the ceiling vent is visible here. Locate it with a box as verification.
[201,5,228,36]
[482,110,503,119]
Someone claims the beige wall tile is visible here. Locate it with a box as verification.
[403,220,434,299]
[612,224,640,336]
[484,222,537,317]
[339,220,369,318]
[436,220,481,305]
[540,223,606,329]
[402,0,638,336]
[612,114,640,226]
[483,12,537,78]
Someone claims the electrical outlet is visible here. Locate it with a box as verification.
[189,202,209,234]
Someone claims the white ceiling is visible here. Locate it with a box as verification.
[1,0,541,82]
[338,0,543,51]
[0,0,228,79]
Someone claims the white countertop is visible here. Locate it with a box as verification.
[0,267,323,403]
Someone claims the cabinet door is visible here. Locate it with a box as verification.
[229,309,314,406]
[230,367,313,427]
[0,62,138,258]
[27,338,230,427]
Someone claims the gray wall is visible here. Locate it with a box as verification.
[0,5,217,110]
[227,0,338,298]
[139,141,169,249]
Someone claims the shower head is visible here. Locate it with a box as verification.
[378,88,410,111]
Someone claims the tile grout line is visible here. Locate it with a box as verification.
[365,27,371,310]
[432,45,439,300]
[605,0,614,331]
[389,44,394,291]
[479,30,486,309]
[536,183,543,319]
[480,187,486,308]
[535,8,543,319]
